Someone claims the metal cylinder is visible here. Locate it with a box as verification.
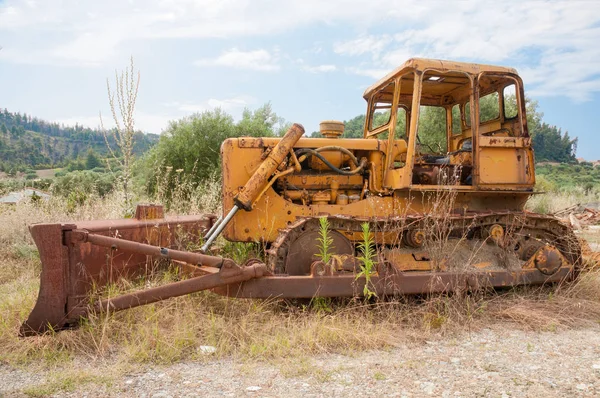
[319,120,344,138]
[84,231,225,268]
[201,205,239,252]
[336,194,349,206]
[234,123,305,211]
[203,215,223,239]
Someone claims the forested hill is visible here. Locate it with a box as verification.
[0,109,159,171]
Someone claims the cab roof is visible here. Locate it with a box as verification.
[362,58,519,100]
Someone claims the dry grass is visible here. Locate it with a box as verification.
[0,189,599,378]
[526,185,600,214]
[2,270,600,369]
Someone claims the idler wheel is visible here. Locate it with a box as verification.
[404,229,425,248]
[533,245,563,275]
[310,261,332,276]
[484,224,504,245]
[520,242,542,261]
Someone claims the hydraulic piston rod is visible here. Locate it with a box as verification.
[200,205,239,252]
[204,215,223,239]
[200,123,305,252]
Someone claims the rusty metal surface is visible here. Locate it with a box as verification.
[23,207,583,336]
[22,224,70,336]
[80,230,226,268]
[267,213,582,276]
[363,58,518,100]
[21,205,214,335]
[285,229,353,275]
[73,260,268,316]
[213,267,575,298]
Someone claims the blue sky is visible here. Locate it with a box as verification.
[1,0,599,159]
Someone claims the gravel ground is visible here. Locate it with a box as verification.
[2,325,600,397]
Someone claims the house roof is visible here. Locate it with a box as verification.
[0,189,51,204]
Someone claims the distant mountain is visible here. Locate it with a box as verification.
[0,109,159,170]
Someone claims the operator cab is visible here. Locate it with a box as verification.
[363,58,534,190]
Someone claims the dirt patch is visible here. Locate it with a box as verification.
[35,169,57,179]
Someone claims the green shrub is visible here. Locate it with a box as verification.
[51,170,116,198]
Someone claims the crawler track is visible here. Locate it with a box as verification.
[267,212,582,275]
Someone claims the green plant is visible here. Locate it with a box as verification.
[315,216,333,264]
[356,222,377,299]
[310,296,333,313]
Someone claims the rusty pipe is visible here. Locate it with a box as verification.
[75,231,226,268]
[93,261,268,313]
[252,167,295,208]
[234,123,305,211]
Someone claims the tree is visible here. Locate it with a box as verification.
[236,103,288,137]
[32,136,43,149]
[0,123,7,136]
[531,123,577,163]
[343,115,366,138]
[145,104,285,199]
[503,94,544,136]
[101,56,140,209]
[85,148,102,169]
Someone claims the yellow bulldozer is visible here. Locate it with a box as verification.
[22,58,584,335]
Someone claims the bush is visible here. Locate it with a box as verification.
[536,163,600,190]
[51,170,117,198]
[145,104,286,201]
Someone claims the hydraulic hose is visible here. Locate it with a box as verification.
[294,148,367,176]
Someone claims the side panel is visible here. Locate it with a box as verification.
[477,136,535,186]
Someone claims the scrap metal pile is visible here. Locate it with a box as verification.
[555,203,600,230]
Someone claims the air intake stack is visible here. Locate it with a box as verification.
[319,120,344,138]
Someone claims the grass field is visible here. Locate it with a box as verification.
[35,169,58,179]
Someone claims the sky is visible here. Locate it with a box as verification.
[1,0,599,159]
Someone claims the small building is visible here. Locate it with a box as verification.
[0,189,51,205]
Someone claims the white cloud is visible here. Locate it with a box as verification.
[334,1,600,101]
[194,48,279,71]
[0,0,393,66]
[334,35,392,57]
[345,67,389,80]
[165,95,256,113]
[303,64,336,73]
[1,0,600,100]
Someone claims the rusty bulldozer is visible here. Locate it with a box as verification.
[22,58,586,335]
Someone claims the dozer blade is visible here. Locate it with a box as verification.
[21,205,218,335]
